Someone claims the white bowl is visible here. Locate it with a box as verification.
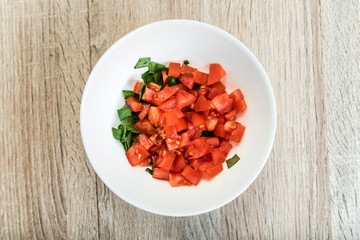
[80,20,276,216]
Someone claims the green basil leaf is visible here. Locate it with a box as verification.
[112,127,122,140]
[123,90,138,99]
[226,154,240,169]
[142,71,153,84]
[148,61,168,74]
[117,105,132,120]
[145,168,153,175]
[153,72,163,87]
[138,82,146,100]
[167,76,181,86]
[134,57,151,69]
[123,116,137,128]
[183,60,189,65]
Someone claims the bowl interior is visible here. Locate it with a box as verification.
[80,20,276,216]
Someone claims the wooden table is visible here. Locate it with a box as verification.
[1,0,359,239]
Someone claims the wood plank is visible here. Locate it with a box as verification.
[323,1,360,238]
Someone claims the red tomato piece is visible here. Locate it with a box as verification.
[224,120,237,132]
[219,140,233,155]
[198,85,210,98]
[152,168,169,180]
[230,122,246,143]
[193,70,209,85]
[179,75,194,89]
[211,148,226,165]
[206,137,220,147]
[180,64,197,77]
[180,131,190,147]
[192,127,203,139]
[175,118,187,132]
[187,122,196,138]
[191,112,205,127]
[162,71,168,85]
[176,90,196,109]
[181,166,202,186]
[138,104,150,120]
[155,145,176,170]
[210,93,233,114]
[168,62,181,78]
[225,110,237,121]
[187,138,210,159]
[147,82,162,92]
[207,63,226,85]
[198,162,223,180]
[134,118,156,136]
[165,125,177,138]
[148,106,162,127]
[208,82,226,99]
[205,112,219,131]
[125,96,143,112]
[125,143,150,166]
[164,108,184,125]
[190,158,211,171]
[194,94,211,112]
[214,123,226,137]
[229,89,247,112]
[154,85,177,103]
[170,83,188,92]
[136,133,153,150]
[133,81,143,94]
[142,87,161,106]
[170,154,187,172]
[159,98,177,111]
[169,172,191,187]
[138,159,151,167]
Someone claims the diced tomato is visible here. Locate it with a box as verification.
[205,112,219,131]
[179,75,194,89]
[207,63,226,85]
[181,166,202,185]
[190,158,211,171]
[224,120,237,132]
[189,89,198,98]
[175,118,187,132]
[165,136,182,151]
[162,71,168,85]
[142,87,161,106]
[168,62,181,78]
[218,115,227,124]
[159,98,177,111]
[138,104,150,120]
[230,89,247,112]
[193,71,208,85]
[136,133,153,150]
[125,143,150,166]
[154,85,177,103]
[187,122,196,138]
[138,159,151,167]
[134,118,156,136]
[164,108,184,125]
[187,138,210,159]
[147,82,162,92]
[219,140,233,155]
[176,90,196,109]
[230,122,246,143]
[188,102,195,110]
[148,106,162,127]
[125,96,143,112]
[191,112,205,127]
[206,137,220,147]
[165,125,177,138]
[133,81,143,94]
[169,172,191,187]
[152,168,169,180]
[170,83,187,92]
[192,127,203,139]
[208,82,226,99]
[180,131,190,147]
[198,85,210,98]
[170,154,187,172]
[211,148,226,165]
[214,123,226,137]
[194,94,211,112]
[225,110,237,121]
[155,145,176,170]
[180,64,197,77]
[210,93,233,114]
[198,162,223,180]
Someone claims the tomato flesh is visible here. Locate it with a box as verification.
[138,104,150,120]
[126,96,143,112]
[152,168,169,180]
[181,166,202,185]
[125,143,150,166]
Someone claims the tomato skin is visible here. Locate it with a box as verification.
[179,75,194,90]
[169,172,191,187]
[170,154,187,172]
[219,140,233,155]
[193,71,209,85]
[159,98,177,111]
[180,131,190,147]
[165,125,178,138]
[210,93,233,114]
[175,118,187,132]
[170,83,188,92]
[152,168,169,180]
[229,89,247,112]
[198,162,223,180]
[142,87,162,105]
[214,123,226,138]
[190,158,211,171]
[230,122,246,143]
[181,166,202,185]
[164,108,184,125]
[134,118,156,136]
[206,137,220,147]
[138,104,150,120]
[168,62,181,78]
[191,112,205,127]
[176,90,197,109]
[194,94,211,112]
[133,81,143,94]
[208,82,226,99]
[207,63,226,85]
[211,148,226,165]
[180,64,197,77]
[154,85,177,103]
[136,133,153,150]
[126,96,143,112]
[187,138,210,159]
[125,143,150,166]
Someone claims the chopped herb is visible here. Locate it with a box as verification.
[141,71,153,84]
[145,168,153,175]
[226,154,240,169]
[167,76,181,86]
[201,131,214,137]
[183,60,189,65]
[153,72,163,86]
[148,62,168,74]
[117,105,132,120]
[138,82,146,100]
[134,57,151,69]
[112,127,122,140]
[122,90,137,98]
[192,84,200,91]
[122,116,137,128]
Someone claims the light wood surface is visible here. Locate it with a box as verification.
[1,0,359,239]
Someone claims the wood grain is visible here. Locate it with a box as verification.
[0,0,359,239]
